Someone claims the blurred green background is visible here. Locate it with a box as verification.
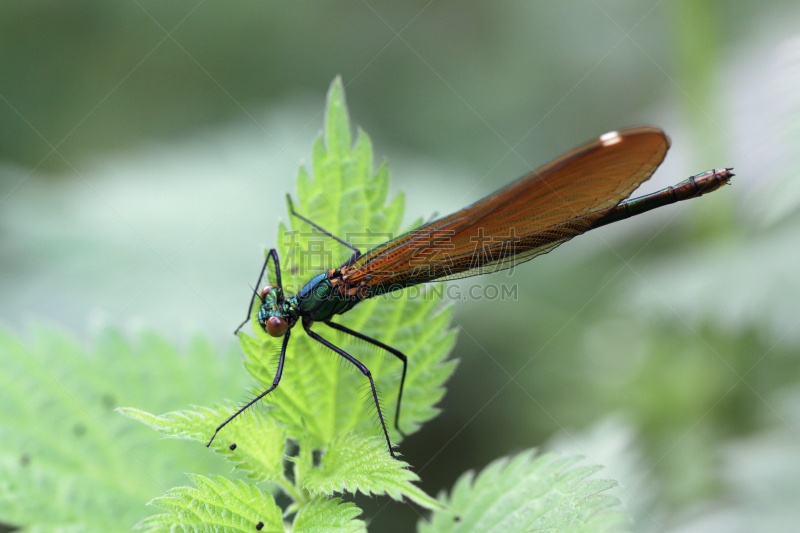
[2,0,800,531]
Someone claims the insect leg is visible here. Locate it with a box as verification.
[303,321,396,458]
[207,329,290,447]
[287,194,361,256]
[234,248,282,335]
[324,320,408,438]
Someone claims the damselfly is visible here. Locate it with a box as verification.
[208,127,732,457]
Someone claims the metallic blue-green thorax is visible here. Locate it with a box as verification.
[257,272,361,329]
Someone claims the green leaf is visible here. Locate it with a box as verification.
[303,433,442,510]
[118,403,288,483]
[418,450,626,533]
[292,498,366,533]
[136,474,283,533]
[238,76,458,453]
[324,78,352,161]
[0,325,248,532]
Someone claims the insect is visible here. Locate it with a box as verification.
[207,127,733,458]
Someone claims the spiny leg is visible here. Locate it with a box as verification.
[303,321,396,458]
[286,194,361,260]
[234,248,282,335]
[324,320,408,438]
[207,330,290,447]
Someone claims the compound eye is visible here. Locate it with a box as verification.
[265,316,288,338]
[259,285,277,301]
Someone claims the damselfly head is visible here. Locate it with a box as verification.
[257,304,290,337]
[257,286,290,337]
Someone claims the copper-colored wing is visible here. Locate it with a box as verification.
[341,127,670,293]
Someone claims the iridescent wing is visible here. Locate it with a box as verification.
[342,127,669,291]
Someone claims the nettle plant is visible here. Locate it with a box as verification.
[121,79,629,533]
[0,78,627,533]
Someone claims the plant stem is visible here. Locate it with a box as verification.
[277,475,307,506]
